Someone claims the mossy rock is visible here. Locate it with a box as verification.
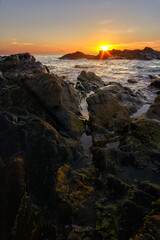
[87,90,130,131]
[105,175,129,200]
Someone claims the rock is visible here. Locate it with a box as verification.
[60,47,160,61]
[118,200,148,240]
[0,53,84,136]
[149,79,160,89]
[87,88,130,131]
[93,147,131,173]
[101,82,144,113]
[1,52,160,240]
[128,79,138,83]
[133,215,160,240]
[75,65,89,68]
[76,71,105,94]
[140,181,160,198]
[105,175,129,199]
[0,110,72,239]
[120,118,160,151]
[146,95,160,120]
[59,51,96,60]
[148,74,158,80]
[0,53,36,71]
[128,188,156,209]
[119,117,160,169]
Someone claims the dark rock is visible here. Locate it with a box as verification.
[150,79,160,89]
[101,82,144,113]
[87,88,130,131]
[76,71,105,94]
[148,74,158,80]
[146,95,160,120]
[0,53,36,71]
[93,147,131,173]
[59,51,96,60]
[120,118,160,151]
[0,53,84,136]
[140,181,160,198]
[105,175,129,199]
[118,200,147,240]
[0,111,72,239]
[128,79,138,83]
[75,65,89,68]
[60,47,160,60]
[133,215,160,240]
[128,188,156,209]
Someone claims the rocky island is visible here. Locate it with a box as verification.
[60,47,160,60]
[0,53,160,240]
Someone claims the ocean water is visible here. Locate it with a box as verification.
[35,54,160,104]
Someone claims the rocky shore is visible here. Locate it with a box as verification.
[0,53,160,240]
[60,47,160,60]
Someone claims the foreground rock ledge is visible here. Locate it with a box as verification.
[0,53,160,240]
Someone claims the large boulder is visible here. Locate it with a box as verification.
[146,95,160,120]
[0,110,71,239]
[120,118,160,151]
[0,53,36,71]
[76,71,105,94]
[87,88,130,131]
[0,53,84,136]
[102,82,144,113]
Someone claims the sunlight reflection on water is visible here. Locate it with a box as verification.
[35,54,160,103]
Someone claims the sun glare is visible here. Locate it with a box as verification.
[101,45,109,51]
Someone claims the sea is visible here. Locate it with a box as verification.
[35,54,160,117]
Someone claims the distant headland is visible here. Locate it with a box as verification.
[60,47,160,60]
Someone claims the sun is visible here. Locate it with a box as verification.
[101,45,109,51]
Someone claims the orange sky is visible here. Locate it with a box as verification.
[1,0,160,54]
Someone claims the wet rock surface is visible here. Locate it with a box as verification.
[76,71,105,94]
[0,53,160,240]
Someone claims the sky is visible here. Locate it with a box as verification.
[0,0,160,54]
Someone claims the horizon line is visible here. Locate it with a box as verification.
[0,46,160,56]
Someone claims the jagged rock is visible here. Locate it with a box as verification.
[87,88,130,131]
[0,110,72,239]
[76,71,105,94]
[93,147,130,173]
[1,53,160,240]
[105,175,129,199]
[101,82,144,113]
[128,188,156,209]
[0,53,84,136]
[0,53,35,71]
[133,215,160,240]
[146,95,160,120]
[140,181,160,198]
[118,200,148,240]
[120,118,160,150]
[118,117,160,170]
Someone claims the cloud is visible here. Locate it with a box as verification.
[126,27,140,33]
[23,42,33,46]
[10,41,33,46]
[99,19,113,25]
[11,41,18,45]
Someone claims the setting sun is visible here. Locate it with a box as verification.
[101,45,110,51]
